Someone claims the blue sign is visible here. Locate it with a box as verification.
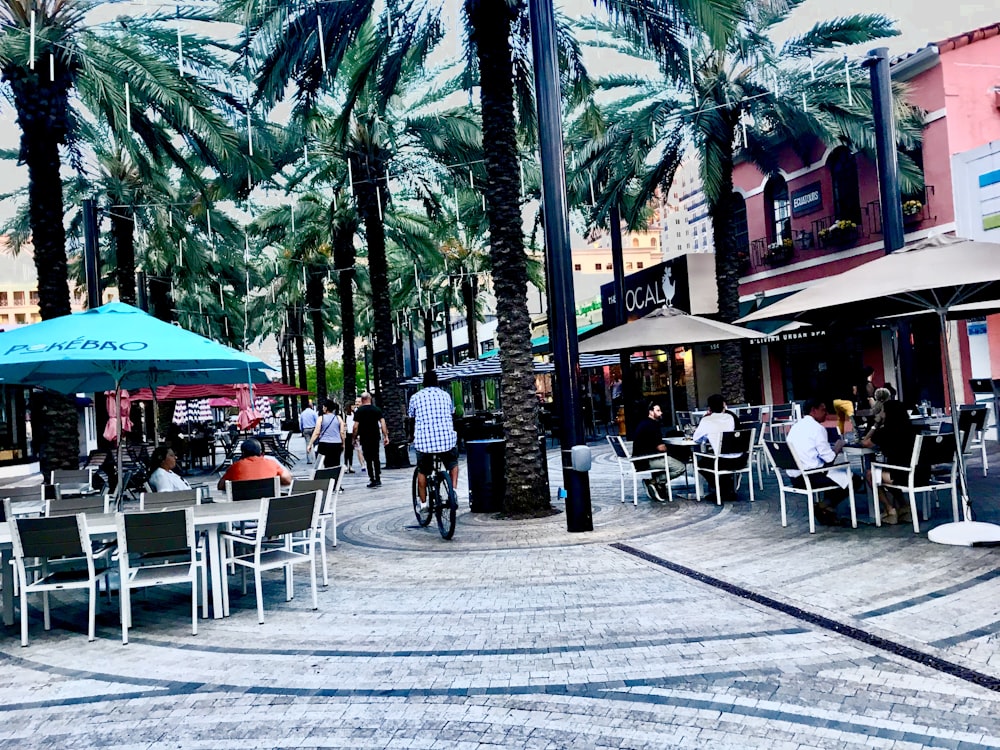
[791,181,823,218]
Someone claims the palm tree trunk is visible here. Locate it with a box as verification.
[306,266,327,401]
[444,284,455,365]
[149,275,173,322]
[461,275,479,358]
[708,121,746,404]
[6,65,78,471]
[335,224,357,405]
[295,305,309,410]
[352,152,408,467]
[111,207,137,306]
[423,306,436,368]
[469,0,547,514]
[285,317,300,421]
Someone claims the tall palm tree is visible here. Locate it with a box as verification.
[0,1,246,469]
[243,1,479,465]
[461,0,742,513]
[573,6,923,402]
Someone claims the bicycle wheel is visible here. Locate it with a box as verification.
[434,470,456,540]
[412,467,432,526]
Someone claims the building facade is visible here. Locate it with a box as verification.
[730,24,1000,407]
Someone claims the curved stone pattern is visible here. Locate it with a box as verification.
[2,439,1000,748]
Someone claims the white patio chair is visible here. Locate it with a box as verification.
[139,488,202,512]
[606,435,678,505]
[115,508,207,644]
[694,428,756,505]
[871,432,959,534]
[6,504,109,646]
[221,491,323,624]
[763,440,857,534]
[288,471,342,585]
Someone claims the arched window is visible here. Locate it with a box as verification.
[764,177,791,244]
[731,193,749,257]
[829,147,861,223]
[631,237,640,247]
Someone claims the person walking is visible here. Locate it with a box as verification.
[308,399,346,468]
[343,403,357,473]
[353,392,389,487]
[299,401,318,464]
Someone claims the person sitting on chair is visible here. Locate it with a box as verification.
[148,446,192,492]
[786,398,850,525]
[216,438,292,491]
[632,402,686,502]
[692,394,742,502]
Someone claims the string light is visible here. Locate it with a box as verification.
[29,11,35,69]
[845,55,853,106]
[124,82,131,131]
[317,15,327,72]
[176,7,183,76]
[246,107,254,156]
[49,52,54,82]
[376,186,383,221]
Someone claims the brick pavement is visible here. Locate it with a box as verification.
[1,435,1000,748]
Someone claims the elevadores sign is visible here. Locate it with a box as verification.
[599,257,691,327]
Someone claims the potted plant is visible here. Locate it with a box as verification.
[764,237,793,263]
[902,199,924,223]
[817,219,858,247]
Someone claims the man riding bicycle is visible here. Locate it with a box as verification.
[408,369,459,513]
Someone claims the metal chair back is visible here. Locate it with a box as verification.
[262,491,323,539]
[46,493,109,517]
[289,479,337,516]
[139,488,201,511]
[226,476,281,502]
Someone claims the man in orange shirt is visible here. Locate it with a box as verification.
[217,438,292,491]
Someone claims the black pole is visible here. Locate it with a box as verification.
[863,48,905,254]
[135,271,148,312]
[529,0,592,532]
[609,203,634,435]
[82,198,101,309]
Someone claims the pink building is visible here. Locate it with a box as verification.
[731,24,1000,407]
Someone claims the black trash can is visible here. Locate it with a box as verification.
[466,439,506,513]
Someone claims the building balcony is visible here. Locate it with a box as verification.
[865,185,936,236]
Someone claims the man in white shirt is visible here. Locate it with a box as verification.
[785,398,850,524]
[692,394,740,501]
[299,401,318,464]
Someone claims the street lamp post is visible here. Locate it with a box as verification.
[529,0,593,532]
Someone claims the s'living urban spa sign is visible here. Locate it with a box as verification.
[600,257,691,327]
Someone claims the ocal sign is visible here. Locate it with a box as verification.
[791,181,823,218]
[600,257,691,327]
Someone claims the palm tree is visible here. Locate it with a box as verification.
[0,1,248,470]
[243,1,480,465]
[573,7,923,402]
[461,0,746,513]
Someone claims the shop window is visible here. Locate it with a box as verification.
[637,262,643,269]
[764,176,791,244]
[12,291,24,306]
[828,147,861,224]
[594,263,601,271]
[730,193,749,258]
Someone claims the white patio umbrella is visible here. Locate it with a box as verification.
[193,398,213,424]
[738,234,1000,546]
[579,306,764,422]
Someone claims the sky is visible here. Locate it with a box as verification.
[0,0,996,226]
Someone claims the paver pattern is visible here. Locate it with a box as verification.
[2,437,1000,748]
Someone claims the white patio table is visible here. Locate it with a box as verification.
[1,501,263,626]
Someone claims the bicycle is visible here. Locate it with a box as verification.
[411,452,457,540]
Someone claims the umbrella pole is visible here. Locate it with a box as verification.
[152,389,160,448]
[115,382,124,511]
[666,349,677,427]
[926,311,1000,546]
[939,311,970,518]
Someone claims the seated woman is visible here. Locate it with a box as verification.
[147,445,192,493]
[861,400,920,524]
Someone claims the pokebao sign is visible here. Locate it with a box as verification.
[791,181,823,217]
[600,257,691,327]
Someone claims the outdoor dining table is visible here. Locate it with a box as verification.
[663,436,700,499]
[0,501,263,627]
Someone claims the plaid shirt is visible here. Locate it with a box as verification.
[408,386,456,453]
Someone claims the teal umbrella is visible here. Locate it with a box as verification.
[0,302,273,502]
